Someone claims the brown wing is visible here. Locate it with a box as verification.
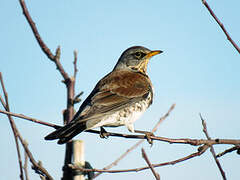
[73,70,152,122]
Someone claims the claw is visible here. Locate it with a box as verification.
[100,127,109,139]
[134,130,154,145]
[145,132,154,145]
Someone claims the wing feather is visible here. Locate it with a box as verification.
[72,70,152,122]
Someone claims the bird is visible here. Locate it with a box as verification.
[45,46,163,144]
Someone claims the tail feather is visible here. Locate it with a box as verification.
[45,121,86,144]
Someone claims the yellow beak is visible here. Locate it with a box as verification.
[146,50,163,58]
[138,50,163,74]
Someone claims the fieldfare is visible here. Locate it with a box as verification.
[45,46,163,144]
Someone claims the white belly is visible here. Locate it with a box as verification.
[86,93,152,132]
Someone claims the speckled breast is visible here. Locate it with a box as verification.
[103,91,152,128]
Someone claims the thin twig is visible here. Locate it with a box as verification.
[19,0,69,80]
[18,0,74,123]
[217,145,240,158]
[0,109,61,129]
[14,115,54,180]
[93,139,143,178]
[73,50,78,80]
[69,145,209,174]
[0,73,24,180]
[85,129,240,146]
[0,73,53,180]
[202,0,240,54]
[19,1,77,179]
[200,114,227,180]
[152,104,176,133]
[1,109,240,146]
[93,103,175,178]
[73,91,83,105]
[21,140,53,180]
[19,0,55,60]
[23,140,30,180]
[142,148,160,180]
[0,95,6,108]
[54,47,70,81]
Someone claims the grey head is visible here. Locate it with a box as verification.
[113,46,163,74]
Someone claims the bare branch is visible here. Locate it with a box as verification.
[142,148,160,180]
[1,108,240,146]
[16,119,54,180]
[19,0,70,81]
[0,83,237,180]
[0,94,6,108]
[200,114,227,180]
[152,104,176,133]
[0,74,9,109]
[0,73,53,180]
[19,0,55,60]
[217,145,240,158]
[93,138,143,179]
[18,1,78,178]
[85,129,240,146]
[202,0,240,54]
[93,103,175,178]
[0,73,24,180]
[13,1,238,180]
[69,145,209,174]
[23,140,30,180]
[73,50,78,80]
[73,91,83,105]
[0,109,61,129]
[54,47,70,82]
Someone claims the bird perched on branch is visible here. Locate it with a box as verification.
[45,46,163,144]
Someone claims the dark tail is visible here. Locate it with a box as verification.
[45,121,86,144]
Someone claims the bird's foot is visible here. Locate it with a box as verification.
[135,130,154,145]
[100,127,109,139]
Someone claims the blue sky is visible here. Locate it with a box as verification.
[1,1,240,180]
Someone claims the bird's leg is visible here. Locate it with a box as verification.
[134,130,154,145]
[99,127,109,139]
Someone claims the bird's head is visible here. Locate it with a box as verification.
[114,46,163,74]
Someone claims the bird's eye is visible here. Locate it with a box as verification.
[134,52,146,59]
